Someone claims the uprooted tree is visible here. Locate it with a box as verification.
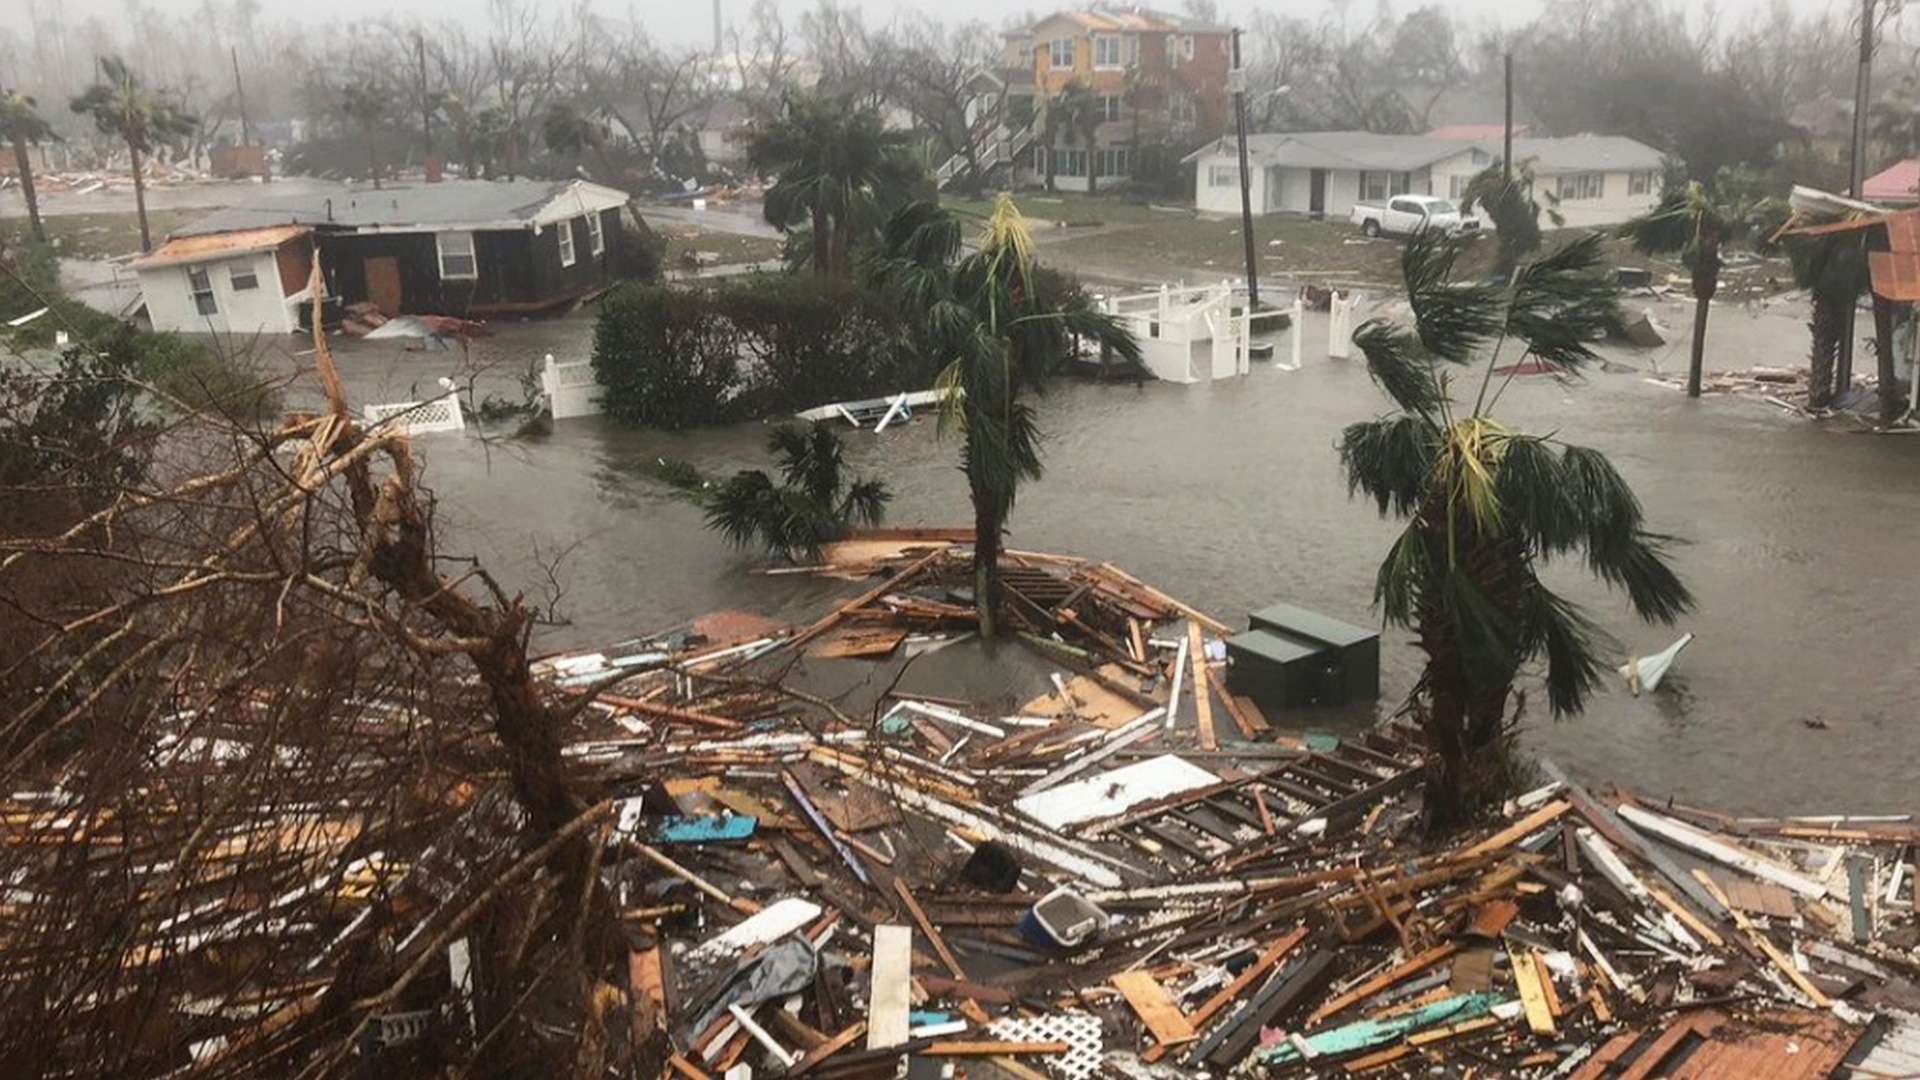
[0,271,651,1077]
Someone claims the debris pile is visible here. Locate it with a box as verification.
[546,536,1920,1079]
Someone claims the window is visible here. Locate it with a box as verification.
[1361,170,1410,202]
[1048,38,1074,69]
[187,266,217,317]
[1092,34,1121,69]
[1449,174,1471,199]
[229,262,259,291]
[437,232,478,280]
[1096,147,1129,177]
[1208,163,1240,187]
[1101,95,1124,122]
[558,219,577,267]
[1469,148,1491,166]
[1170,93,1197,127]
[586,211,605,256]
[1556,172,1605,201]
[1054,148,1086,177]
[1628,170,1656,196]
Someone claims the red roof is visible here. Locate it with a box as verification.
[1427,124,1530,140]
[1862,159,1920,204]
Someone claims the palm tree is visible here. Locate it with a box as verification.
[1786,228,1873,412]
[1340,230,1692,829]
[337,80,386,189]
[674,425,891,561]
[1,89,55,244]
[1054,77,1100,195]
[542,102,616,186]
[434,91,478,178]
[870,197,1142,637]
[70,56,197,254]
[748,90,922,278]
[1621,174,1774,398]
[1460,159,1561,279]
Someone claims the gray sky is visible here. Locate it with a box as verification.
[4,0,1851,52]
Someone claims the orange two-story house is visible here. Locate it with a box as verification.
[998,8,1233,192]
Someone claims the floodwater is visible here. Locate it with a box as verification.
[236,290,1920,817]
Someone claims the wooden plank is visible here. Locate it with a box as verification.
[922,1041,1069,1056]
[891,880,990,1025]
[1691,871,1833,1007]
[1113,969,1199,1047]
[1462,801,1569,857]
[1710,870,1797,919]
[1188,623,1217,751]
[1142,926,1307,1063]
[1644,880,1726,949]
[668,1053,715,1080]
[1508,948,1557,1036]
[1308,943,1459,1024]
[1128,618,1147,663]
[866,924,913,1050]
[1618,802,1831,899]
[810,626,909,659]
[790,1021,867,1077]
[788,546,952,651]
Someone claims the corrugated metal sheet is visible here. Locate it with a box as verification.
[1839,1011,1920,1079]
[1569,1009,1861,1080]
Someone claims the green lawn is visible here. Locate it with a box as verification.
[0,209,202,261]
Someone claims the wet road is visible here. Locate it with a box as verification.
[291,292,1920,816]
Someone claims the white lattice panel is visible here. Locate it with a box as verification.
[362,393,465,435]
[990,1014,1102,1080]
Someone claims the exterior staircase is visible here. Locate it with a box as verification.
[935,122,1036,190]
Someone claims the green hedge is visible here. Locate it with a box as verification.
[590,275,930,429]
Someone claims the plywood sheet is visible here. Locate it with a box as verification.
[1013,754,1219,830]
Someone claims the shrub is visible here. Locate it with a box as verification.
[591,274,927,429]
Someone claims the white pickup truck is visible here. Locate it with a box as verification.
[1350,195,1479,239]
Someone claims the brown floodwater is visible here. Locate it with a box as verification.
[307,292,1920,817]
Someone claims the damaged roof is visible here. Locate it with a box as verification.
[1184,130,1665,175]
[130,224,310,269]
[174,179,630,238]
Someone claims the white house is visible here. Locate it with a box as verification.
[1185,131,1666,229]
[132,225,316,335]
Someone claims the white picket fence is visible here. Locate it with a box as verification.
[362,391,466,435]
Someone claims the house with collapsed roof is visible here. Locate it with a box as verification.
[132,179,631,335]
[1184,131,1666,229]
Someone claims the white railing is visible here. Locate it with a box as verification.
[936,123,1036,188]
[362,392,466,435]
[541,352,602,420]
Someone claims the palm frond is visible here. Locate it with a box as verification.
[840,479,891,527]
[1503,233,1621,370]
[1374,524,1429,626]
[1518,581,1612,717]
[1491,434,1576,556]
[1440,417,1504,535]
[1586,529,1694,625]
[1400,229,1502,363]
[1339,416,1438,517]
[1353,319,1446,416]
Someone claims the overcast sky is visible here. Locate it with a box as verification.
[3,0,1854,52]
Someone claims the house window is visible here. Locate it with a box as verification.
[1449,174,1471,199]
[187,266,217,316]
[1048,38,1074,69]
[586,211,605,256]
[229,262,259,291]
[437,232,478,280]
[1361,170,1410,201]
[1101,95,1124,122]
[1628,170,1656,196]
[1208,163,1240,187]
[1054,148,1087,177]
[558,219,577,267]
[1170,93,1198,127]
[1557,172,1605,200]
[1096,147,1129,176]
[1092,34,1122,69]
[1470,148,1491,166]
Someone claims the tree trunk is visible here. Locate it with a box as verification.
[971,472,1001,640]
[810,206,830,276]
[1044,142,1055,192]
[1087,137,1098,196]
[1809,299,1842,410]
[1686,235,1719,399]
[1687,293,1711,398]
[1873,293,1901,423]
[829,219,851,279]
[363,120,381,190]
[129,142,152,254]
[11,135,44,243]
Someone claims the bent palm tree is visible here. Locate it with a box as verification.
[70,57,197,253]
[1621,175,1772,399]
[1341,230,1692,829]
[749,90,921,278]
[338,80,386,189]
[871,197,1142,637]
[1460,158,1560,279]
[1,89,55,244]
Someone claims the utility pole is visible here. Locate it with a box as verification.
[230,46,250,146]
[1231,27,1260,311]
[1842,0,1877,390]
[417,32,432,152]
[714,0,724,53]
[1503,51,1513,184]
